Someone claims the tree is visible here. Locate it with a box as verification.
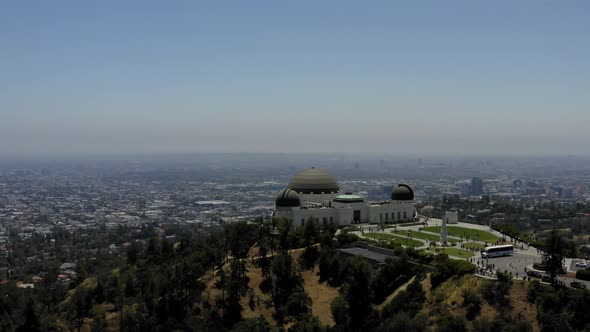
[382,277,425,319]
[430,256,475,289]
[344,257,374,330]
[16,299,41,332]
[90,314,109,332]
[94,277,106,304]
[480,272,512,309]
[230,316,277,332]
[540,313,574,332]
[223,259,246,327]
[66,288,92,332]
[543,229,567,283]
[285,290,312,321]
[271,251,307,322]
[462,289,482,320]
[300,246,319,270]
[224,222,258,260]
[377,312,430,332]
[331,295,350,327]
[303,218,319,247]
[300,218,320,269]
[290,314,325,332]
[371,256,412,304]
[126,242,140,265]
[276,218,293,251]
[147,237,162,260]
[436,314,466,332]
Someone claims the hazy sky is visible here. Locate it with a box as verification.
[1,1,589,156]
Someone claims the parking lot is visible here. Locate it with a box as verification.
[475,253,590,289]
[569,259,589,272]
[475,252,540,278]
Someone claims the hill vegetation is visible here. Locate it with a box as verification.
[1,218,589,331]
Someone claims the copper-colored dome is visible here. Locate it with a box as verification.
[287,167,340,194]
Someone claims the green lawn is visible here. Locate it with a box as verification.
[392,230,458,243]
[363,233,394,241]
[428,247,475,258]
[421,226,499,243]
[390,236,422,248]
[463,242,486,251]
[364,232,422,248]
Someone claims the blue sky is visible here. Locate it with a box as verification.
[1,1,589,155]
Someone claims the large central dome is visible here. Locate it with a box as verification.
[288,167,340,194]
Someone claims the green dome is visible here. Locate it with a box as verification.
[334,194,364,203]
[288,167,340,194]
[275,188,301,207]
[391,184,414,201]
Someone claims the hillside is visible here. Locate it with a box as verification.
[202,246,339,327]
[6,220,590,332]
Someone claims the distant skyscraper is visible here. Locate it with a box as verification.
[561,188,574,199]
[469,177,484,196]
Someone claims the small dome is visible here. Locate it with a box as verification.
[288,167,340,194]
[392,184,414,201]
[334,194,364,203]
[275,188,301,207]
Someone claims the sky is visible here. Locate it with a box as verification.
[1,1,589,156]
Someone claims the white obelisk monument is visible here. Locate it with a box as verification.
[441,216,448,246]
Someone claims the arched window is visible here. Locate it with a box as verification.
[398,212,401,220]
[385,213,389,221]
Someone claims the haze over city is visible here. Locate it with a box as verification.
[5,2,590,331]
[1,1,589,156]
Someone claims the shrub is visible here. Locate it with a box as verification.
[575,269,590,281]
[533,263,548,271]
[430,257,475,289]
[436,314,466,332]
[377,312,429,332]
[480,272,512,309]
[462,289,482,320]
[382,278,426,318]
[526,280,543,303]
[370,256,413,304]
[331,295,349,327]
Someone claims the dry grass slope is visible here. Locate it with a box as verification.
[376,276,416,311]
[420,274,540,332]
[203,246,340,327]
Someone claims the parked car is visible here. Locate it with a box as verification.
[527,271,542,278]
[571,281,586,289]
[575,261,588,268]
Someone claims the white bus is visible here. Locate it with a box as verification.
[481,244,514,258]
